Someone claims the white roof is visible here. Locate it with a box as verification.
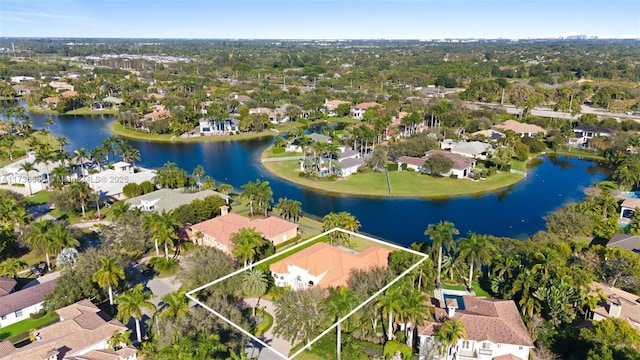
[86,169,156,198]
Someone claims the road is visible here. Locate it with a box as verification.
[464,102,640,122]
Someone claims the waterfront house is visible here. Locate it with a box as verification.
[42,97,60,110]
[323,99,351,117]
[125,188,229,212]
[619,198,640,220]
[494,120,547,138]
[11,85,31,96]
[568,125,612,148]
[0,299,136,360]
[397,151,476,178]
[351,102,383,119]
[199,118,240,135]
[188,206,298,255]
[440,139,493,160]
[86,165,156,200]
[417,296,534,360]
[339,157,365,177]
[48,81,74,92]
[589,282,640,331]
[270,242,391,290]
[0,280,56,329]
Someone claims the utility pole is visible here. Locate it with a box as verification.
[501,88,505,105]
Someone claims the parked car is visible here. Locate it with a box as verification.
[31,262,48,277]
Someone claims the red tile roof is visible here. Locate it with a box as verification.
[270,242,391,288]
[190,213,297,248]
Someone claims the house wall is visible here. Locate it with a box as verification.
[200,234,231,255]
[0,302,44,328]
[418,336,530,360]
[272,264,325,290]
[71,338,111,357]
[266,228,297,246]
[340,165,361,177]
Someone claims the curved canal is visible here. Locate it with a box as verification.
[24,112,609,245]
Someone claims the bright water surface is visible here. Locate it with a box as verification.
[21,111,609,245]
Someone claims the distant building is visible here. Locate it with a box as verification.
[568,125,612,148]
[589,282,640,331]
[125,188,229,212]
[270,242,391,290]
[441,139,493,160]
[607,233,640,253]
[494,120,547,137]
[351,102,383,119]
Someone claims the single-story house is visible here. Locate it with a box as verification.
[125,188,229,212]
[471,129,505,141]
[569,125,613,148]
[11,85,31,96]
[0,280,56,328]
[351,102,383,119]
[232,94,252,104]
[249,107,280,123]
[0,278,16,297]
[339,157,365,177]
[42,97,60,110]
[60,90,78,98]
[417,296,534,360]
[270,242,391,290]
[188,206,298,255]
[397,151,476,178]
[494,120,547,137]
[619,198,640,220]
[440,139,492,159]
[285,133,332,153]
[85,167,156,200]
[48,81,74,92]
[9,76,35,83]
[589,282,640,331]
[0,299,136,360]
[607,233,640,253]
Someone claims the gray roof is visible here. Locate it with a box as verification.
[608,233,640,253]
[308,133,331,143]
[0,280,56,316]
[340,157,364,168]
[450,141,492,156]
[0,278,16,297]
[397,156,426,167]
[125,188,229,212]
[337,148,359,159]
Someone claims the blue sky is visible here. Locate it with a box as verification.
[1,0,639,39]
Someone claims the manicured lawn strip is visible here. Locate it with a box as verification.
[0,312,60,341]
[262,157,523,198]
[442,282,490,298]
[64,107,118,116]
[28,190,50,206]
[552,148,605,161]
[254,308,274,336]
[26,106,57,114]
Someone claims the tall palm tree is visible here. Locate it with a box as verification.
[231,228,264,266]
[435,319,466,360]
[35,147,53,186]
[325,142,341,176]
[44,116,55,139]
[241,181,259,216]
[111,201,131,223]
[192,165,205,190]
[458,232,494,289]
[108,329,132,351]
[69,181,91,220]
[116,284,156,343]
[55,136,68,152]
[376,286,403,340]
[18,161,38,196]
[74,148,90,178]
[144,210,180,257]
[253,180,273,217]
[401,289,432,347]
[48,222,80,256]
[241,269,269,318]
[26,219,54,269]
[93,256,125,306]
[425,221,459,286]
[102,135,121,163]
[156,225,178,259]
[50,165,69,189]
[160,290,190,319]
[322,286,359,360]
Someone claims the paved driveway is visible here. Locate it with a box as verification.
[240,297,293,360]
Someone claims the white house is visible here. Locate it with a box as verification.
[270,242,391,290]
[397,151,476,179]
[0,299,136,360]
[569,125,612,148]
[620,198,640,220]
[351,102,383,119]
[417,296,534,360]
[125,188,230,212]
[0,280,56,329]
[85,167,156,200]
[323,99,350,117]
[339,157,364,177]
[199,118,239,135]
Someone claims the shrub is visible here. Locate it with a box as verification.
[271,147,285,154]
[29,309,46,320]
[297,119,309,125]
[139,181,155,194]
[449,173,458,179]
[298,172,308,177]
[473,173,481,180]
[148,257,179,272]
[328,175,338,181]
[387,163,399,171]
[401,163,407,170]
[122,183,142,198]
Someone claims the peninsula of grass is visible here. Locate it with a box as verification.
[261,148,524,198]
[64,107,118,116]
[110,122,305,143]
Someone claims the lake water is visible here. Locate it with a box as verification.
[18,111,609,245]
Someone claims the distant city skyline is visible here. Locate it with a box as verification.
[1,0,639,40]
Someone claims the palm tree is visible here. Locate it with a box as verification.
[116,284,156,343]
[44,116,55,139]
[192,165,205,190]
[401,289,431,347]
[69,181,91,220]
[26,219,54,269]
[92,256,125,306]
[217,183,233,195]
[376,286,403,340]
[156,225,178,259]
[275,198,302,222]
[241,269,269,318]
[231,228,264,266]
[458,232,494,289]
[322,286,359,360]
[144,211,180,257]
[322,212,341,245]
[35,147,53,186]
[254,180,273,217]
[18,161,38,196]
[435,319,466,360]
[48,222,80,255]
[512,268,539,316]
[91,145,107,172]
[425,221,459,286]
[110,201,131,223]
[102,135,121,163]
[74,148,90,178]
[241,181,259,216]
[108,329,132,351]
[55,136,68,152]
[0,258,27,278]
[50,165,69,189]
[325,142,341,176]
[160,290,190,319]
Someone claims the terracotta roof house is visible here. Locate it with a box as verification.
[0,280,56,329]
[270,242,391,290]
[494,120,547,137]
[0,299,135,360]
[42,97,60,110]
[620,198,640,220]
[323,99,351,116]
[188,206,298,255]
[352,102,383,119]
[607,233,640,253]
[589,282,640,331]
[60,90,78,98]
[0,278,16,297]
[417,296,534,360]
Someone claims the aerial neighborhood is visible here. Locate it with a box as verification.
[1,27,640,360]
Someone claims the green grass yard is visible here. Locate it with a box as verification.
[0,312,60,342]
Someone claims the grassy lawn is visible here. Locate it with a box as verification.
[27,190,50,206]
[442,282,490,298]
[263,150,303,159]
[26,106,57,114]
[64,107,118,116]
[0,312,60,341]
[241,307,274,336]
[262,156,523,198]
[110,122,305,143]
[552,148,605,160]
